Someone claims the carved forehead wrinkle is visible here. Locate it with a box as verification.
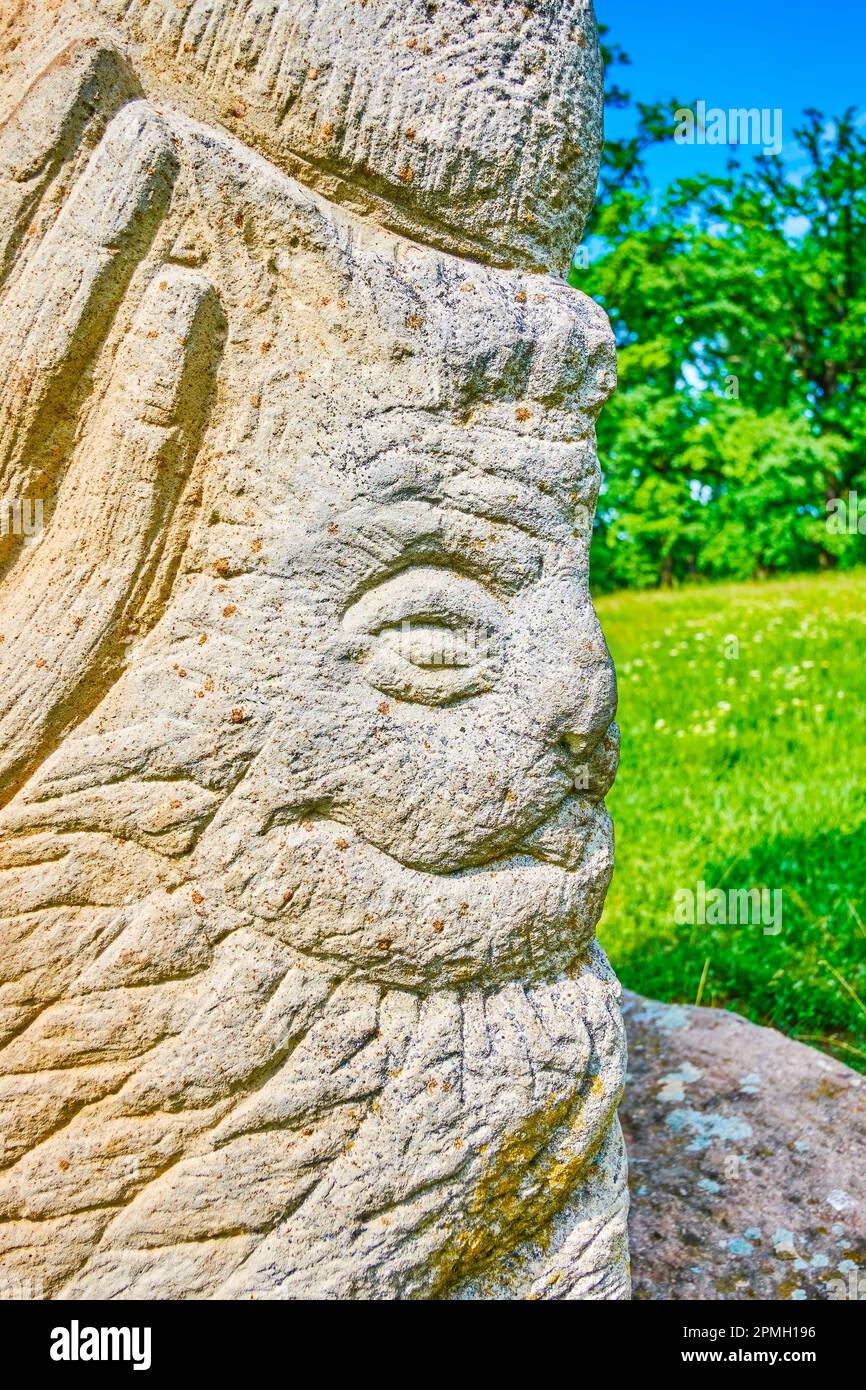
[260,408,595,510]
[256,202,616,418]
[436,276,616,412]
[351,254,617,418]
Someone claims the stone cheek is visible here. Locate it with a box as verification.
[0,4,629,1300]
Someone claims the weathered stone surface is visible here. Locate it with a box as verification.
[622,992,866,1301]
[0,0,604,276]
[0,2,628,1299]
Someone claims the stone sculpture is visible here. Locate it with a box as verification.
[0,0,628,1299]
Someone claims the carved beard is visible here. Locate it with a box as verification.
[0,881,627,1299]
[0,705,626,1299]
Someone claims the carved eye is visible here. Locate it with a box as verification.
[380,621,485,670]
[341,566,503,706]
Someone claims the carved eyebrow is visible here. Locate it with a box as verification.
[336,502,544,610]
[351,435,592,543]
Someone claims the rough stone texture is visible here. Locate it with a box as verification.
[0,3,629,1299]
[622,992,866,1301]
[0,0,604,276]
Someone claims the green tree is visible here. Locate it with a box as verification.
[577,53,866,590]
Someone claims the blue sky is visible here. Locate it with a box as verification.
[596,0,866,190]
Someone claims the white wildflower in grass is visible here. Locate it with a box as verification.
[594,570,866,1067]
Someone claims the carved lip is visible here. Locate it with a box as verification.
[392,793,612,880]
[294,791,612,880]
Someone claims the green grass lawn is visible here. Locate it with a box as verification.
[595,569,866,1071]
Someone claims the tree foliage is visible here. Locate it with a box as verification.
[577,32,866,590]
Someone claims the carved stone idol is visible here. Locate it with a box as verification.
[0,0,628,1299]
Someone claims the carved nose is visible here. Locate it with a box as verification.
[536,601,617,760]
[555,656,617,762]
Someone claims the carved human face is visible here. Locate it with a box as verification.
[203,267,620,992]
[297,413,616,859]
